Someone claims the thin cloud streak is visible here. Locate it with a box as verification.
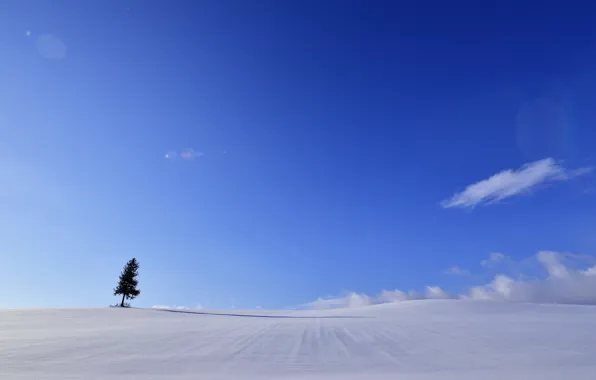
[441,158,592,209]
[444,266,470,276]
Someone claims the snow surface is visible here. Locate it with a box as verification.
[2,300,596,379]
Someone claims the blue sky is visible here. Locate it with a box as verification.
[1,0,596,309]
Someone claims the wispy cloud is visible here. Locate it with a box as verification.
[303,251,596,309]
[441,158,592,209]
[480,252,506,267]
[444,266,470,276]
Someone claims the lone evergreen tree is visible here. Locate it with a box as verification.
[113,258,141,307]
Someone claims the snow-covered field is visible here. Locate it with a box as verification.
[2,300,596,379]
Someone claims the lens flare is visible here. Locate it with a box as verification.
[179,148,203,160]
[165,151,178,160]
[36,34,67,60]
[164,149,204,161]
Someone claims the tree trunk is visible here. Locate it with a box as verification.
[120,293,126,307]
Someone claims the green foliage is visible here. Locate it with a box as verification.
[114,258,141,307]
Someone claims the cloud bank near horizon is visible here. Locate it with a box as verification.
[152,304,203,310]
[304,251,596,309]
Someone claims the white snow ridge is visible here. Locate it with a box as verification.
[2,300,596,379]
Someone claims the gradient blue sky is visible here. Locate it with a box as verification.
[1,0,596,309]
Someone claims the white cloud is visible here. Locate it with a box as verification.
[305,286,451,310]
[308,292,374,310]
[444,266,470,276]
[464,251,596,304]
[425,286,449,299]
[481,252,506,267]
[536,251,570,278]
[377,290,412,303]
[441,158,592,209]
[304,251,596,309]
[152,305,201,310]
